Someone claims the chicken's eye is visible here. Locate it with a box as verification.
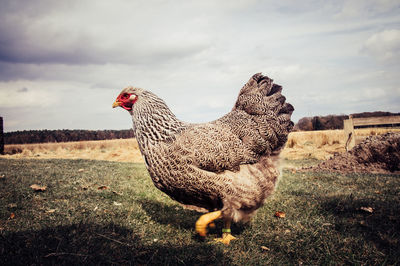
[121,93,130,100]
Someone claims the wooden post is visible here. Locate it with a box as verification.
[343,115,356,151]
[0,117,4,155]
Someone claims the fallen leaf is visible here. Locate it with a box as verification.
[8,203,17,208]
[78,169,85,172]
[322,223,333,226]
[46,209,56,213]
[30,184,47,192]
[360,207,374,213]
[274,211,286,218]
[97,185,109,190]
[112,190,122,195]
[10,212,15,219]
[113,201,122,206]
[261,246,270,251]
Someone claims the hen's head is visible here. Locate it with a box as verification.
[112,87,143,111]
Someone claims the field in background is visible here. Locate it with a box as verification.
[3,128,400,162]
[3,138,143,162]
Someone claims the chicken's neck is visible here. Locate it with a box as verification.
[130,99,187,153]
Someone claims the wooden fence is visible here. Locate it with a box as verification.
[344,115,400,151]
[0,117,3,155]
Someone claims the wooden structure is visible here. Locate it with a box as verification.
[0,117,3,155]
[344,115,400,151]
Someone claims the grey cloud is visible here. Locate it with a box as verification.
[0,0,212,65]
[17,87,28,92]
[362,29,400,64]
[334,0,400,19]
[0,27,209,65]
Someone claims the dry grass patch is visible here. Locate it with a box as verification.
[3,139,144,163]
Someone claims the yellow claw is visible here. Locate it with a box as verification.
[215,233,237,245]
[195,210,222,237]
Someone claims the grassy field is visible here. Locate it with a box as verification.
[1,158,399,265]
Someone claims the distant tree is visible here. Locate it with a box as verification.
[4,129,135,144]
[321,115,347,130]
[296,117,313,131]
[311,117,323,130]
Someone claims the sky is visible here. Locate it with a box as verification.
[0,0,399,132]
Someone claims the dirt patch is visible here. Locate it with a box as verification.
[303,132,400,174]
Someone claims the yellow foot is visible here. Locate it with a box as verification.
[214,233,237,245]
[195,211,222,237]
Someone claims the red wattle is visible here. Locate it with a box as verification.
[117,93,136,111]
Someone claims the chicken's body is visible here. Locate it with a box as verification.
[113,73,294,244]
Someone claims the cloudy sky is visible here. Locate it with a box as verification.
[0,0,399,132]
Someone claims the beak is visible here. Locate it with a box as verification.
[112,100,121,108]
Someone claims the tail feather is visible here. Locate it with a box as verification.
[232,73,294,154]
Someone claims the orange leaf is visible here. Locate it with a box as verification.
[10,212,15,219]
[30,184,47,192]
[261,246,270,251]
[360,207,374,213]
[274,211,286,218]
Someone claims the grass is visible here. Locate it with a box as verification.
[1,158,399,265]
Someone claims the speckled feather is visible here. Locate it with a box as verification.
[120,73,294,222]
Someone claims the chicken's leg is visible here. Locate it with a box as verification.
[215,219,237,245]
[195,210,222,237]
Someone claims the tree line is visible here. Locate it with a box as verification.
[4,129,135,144]
[294,111,400,131]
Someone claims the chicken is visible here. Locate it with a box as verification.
[112,73,294,244]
